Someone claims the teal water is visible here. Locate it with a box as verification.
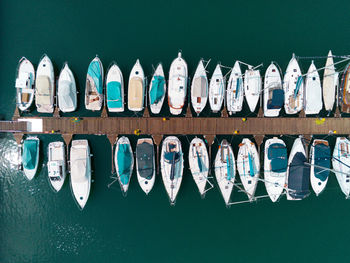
[1,0,350,262]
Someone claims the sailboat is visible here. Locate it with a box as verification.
[263,63,284,117]
[22,136,40,180]
[340,62,350,113]
[332,137,350,198]
[57,63,77,113]
[47,141,66,192]
[191,60,208,115]
[128,59,145,112]
[244,67,261,112]
[188,138,209,197]
[136,138,155,195]
[305,61,322,115]
[149,63,166,114]
[85,56,104,111]
[168,52,188,115]
[15,57,35,111]
[214,139,236,205]
[115,136,134,194]
[35,54,55,113]
[237,138,260,201]
[160,136,183,205]
[264,137,287,202]
[106,63,124,112]
[323,50,338,112]
[226,61,243,115]
[209,64,224,113]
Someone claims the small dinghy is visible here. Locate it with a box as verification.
[149,64,166,114]
[57,63,77,113]
[264,138,287,202]
[35,54,54,113]
[323,50,338,112]
[191,60,208,115]
[22,136,40,180]
[106,63,124,112]
[168,52,188,115]
[188,138,209,197]
[214,139,235,205]
[283,54,304,114]
[128,59,145,112]
[209,64,224,113]
[70,139,91,210]
[340,63,350,113]
[286,138,310,200]
[226,61,243,115]
[237,138,260,201]
[263,63,284,117]
[310,139,330,196]
[115,136,134,194]
[332,137,350,198]
[160,136,183,205]
[47,141,66,192]
[244,68,261,112]
[15,57,35,111]
[136,138,155,195]
[305,61,322,115]
[85,56,104,111]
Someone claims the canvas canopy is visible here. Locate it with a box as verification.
[107,81,122,108]
[23,140,38,170]
[268,143,287,173]
[117,144,132,185]
[267,89,284,109]
[314,144,330,182]
[288,152,310,199]
[136,142,154,179]
[36,76,51,105]
[128,77,143,109]
[87,61,102,94]
[150,76,165,104]
[71,159,87,183]
[59,80,74,109]
[193,76,207,97]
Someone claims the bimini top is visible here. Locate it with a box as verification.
[117,144,133,185]
[268,143,287,173]
[107,81,122,108]
[59,80,75,109]
[136,142,154,179]
[267,89,284,109]
[87,60,103,94]
[23,139,38,170]
[150,76,165,104]
[314,144,331,182]
[288,152,310,199]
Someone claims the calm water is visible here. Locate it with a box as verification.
[1,0,350,262]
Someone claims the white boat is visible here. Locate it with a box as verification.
[15,57,35,111]
[128,59,145,112]
[263,63,283,117]
[332,137,350,198]
[191,60,208,115]
[85,56,104,111]
[323,50,338,112]
[47,141,66,192]
[168,52,188,115]
[22,136,40,180]
[214,139,236,205]
[310,139,330,196]
[149,63,166,114]
[209,64,224,113]
[237,138,260,201]
[226,61,243,115]
[244,68,261,112]
[106,63,124,112]
[57,63,77,113]
[305,61,322,115]
[35,54,54,113]
[283,54,304,114]
[70,139,91,209]
[136,138,155,195]
[188,138,209,197]
[115,136,134,194]
[160,136,183,205]
[264,137,287,202]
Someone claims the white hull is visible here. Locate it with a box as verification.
[47,141,66,192]
[244,69,261,112]
[22,136,40,180]
[106,63,124,112]
[128,59,145,112]
[35,55,54,113]
[226,61,243,114]
[191,60,208,115]
[58,63,77,113]
[332,137,350,198]
[149,64,166,114]
[115,136,134,194]
[85,56,104,111]
[305,62,322,115]
[16,57,35,111]
[136,138,155,195]
[209,64,224,113]
[263,63,282,117]
[310,140,329,196]
[323,50,337,111]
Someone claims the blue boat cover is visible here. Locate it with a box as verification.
[226,154,234,180]
[268,143,287,173]
[294,76,303,99]
[107,81,122,108]
[23,140,38,170]
[87,60,102,94]
[117,144,132,185]
[267,89,284,109]
[314,144,330,182]
[150,76,165,105]
[288,152,310,199]
[248,153,256,177]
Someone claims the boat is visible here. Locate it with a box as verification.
[47,141,66,192]
[332,137,350,198]
[188,137,209,197]
[283,54,304,114]
[310,139,330,196]
[263,62,284,117]
[244,67,261,112]
[22,136,40,180]
[35,54,54,113]
[15,57,35,111]
[209,64,224,113]
[168,52,188,115]
[305,61,322,115]
[340,62,350,113]
[286,138,310,200]
[106,63,124,112]
[57,63,77,113]
[237,138,260,201]
[70,139,91,210]
[160,136,183,205]
[128,59,145,112]
[136,138,155,195]
[149,63,166,114]
[323,50,338,112]
[214,139,235,205]
[191,60,208,115]
[115,136,134,194]
[264,138,287,202]
[85,56,104,111]
[226,61,243,115]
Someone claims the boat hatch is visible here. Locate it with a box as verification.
[272,69,276,72]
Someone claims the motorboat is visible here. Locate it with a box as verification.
[57,63,77,113]
[35,54,54,113]
[209,64,224,113]
[305,61,322,115]
[263,62,283,117]
[128,59,145,112]
[332,137,350,198]
[22,136,40,180]
[149,63,166,114]
[115,136,134,194]
[106,63,124,112]
[136,138,155,195]
[191,60,208,115]
[85,56,104,111]
[47,141,66,192]
[226,61,243,115]
[15,57,35,111]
